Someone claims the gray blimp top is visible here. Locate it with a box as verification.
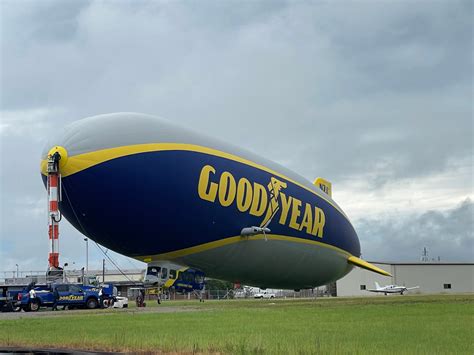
[42,112,347,217]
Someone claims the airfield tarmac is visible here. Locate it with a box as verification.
[1,305,201,320]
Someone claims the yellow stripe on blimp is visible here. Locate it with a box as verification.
[40,143,292,178]
[141,234,391,277]
[140,234,352,261]
[40,143,348,218]
[348,256,392,277]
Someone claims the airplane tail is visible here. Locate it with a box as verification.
[374,281,381,290]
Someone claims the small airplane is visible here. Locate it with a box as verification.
[367,282,419,295]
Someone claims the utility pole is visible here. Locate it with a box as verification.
[62,263,68,283]
[102,259,105,283]
[84,238,89,276]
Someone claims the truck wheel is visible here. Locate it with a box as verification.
[86,298,98,309]
[28,300,40,312]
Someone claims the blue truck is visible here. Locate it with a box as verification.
[18,283,114,311]
[1,286,22,312]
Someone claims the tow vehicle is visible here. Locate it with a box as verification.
[18,283,114,311]
[1,286,21,312]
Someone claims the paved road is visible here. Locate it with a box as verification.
[0,347,116,354]
[0,305,202,320]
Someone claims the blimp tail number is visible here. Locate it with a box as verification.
[314,177,332,198]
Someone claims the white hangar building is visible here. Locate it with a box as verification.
[336,262,474,297]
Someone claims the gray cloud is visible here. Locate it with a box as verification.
[356,198,474,262]
[0,0,472,271]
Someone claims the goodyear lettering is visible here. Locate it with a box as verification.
[299,203,313,234]
[197,165,325,238]
[218,171,236,206]
[59,295,84,301]
[278,193,292,225]
[289,198,302,230]
[312,207,325,238]
[198,165,218,202]
[236,178,252,212]
[261,178,287,227]
[250,183,267,217]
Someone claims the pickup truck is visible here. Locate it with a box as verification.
[253,291,276,299]
[1,286,20,312]
[18,283,114,311]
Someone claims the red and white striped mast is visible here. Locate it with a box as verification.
[46,150,62,271]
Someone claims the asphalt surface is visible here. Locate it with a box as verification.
[0,305,201,320]
[0,348,118,354]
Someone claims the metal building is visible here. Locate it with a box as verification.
[336,262,474,297]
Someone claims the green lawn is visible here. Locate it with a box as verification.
[1,294,473,354]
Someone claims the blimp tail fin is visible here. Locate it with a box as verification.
[313,177,332,197]
[348,256,392,277]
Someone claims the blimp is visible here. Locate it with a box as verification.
[41,112,390,290]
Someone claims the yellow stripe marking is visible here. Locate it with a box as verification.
[40,143,348,218]
[164,279,175,288]
[138,234,352,261]
[139,235,390,277]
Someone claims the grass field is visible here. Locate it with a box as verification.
[1,294,473,354]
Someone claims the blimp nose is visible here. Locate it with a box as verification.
[41,146,69,175]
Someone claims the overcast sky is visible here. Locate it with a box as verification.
[0,0,472,275]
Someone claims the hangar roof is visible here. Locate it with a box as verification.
[369,261,474,265]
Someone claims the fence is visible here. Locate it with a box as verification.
[130,287,331,302]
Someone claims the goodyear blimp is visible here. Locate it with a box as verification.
[41,113,390,290]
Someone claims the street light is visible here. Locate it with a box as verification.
[63,262,68,283]
[84,238,89,276]
[15,264,19,279]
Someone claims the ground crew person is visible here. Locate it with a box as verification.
[28,288,36,300]
[99,287,104,308]
[52,287,59,311]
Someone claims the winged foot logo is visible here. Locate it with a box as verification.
[197,165,325,238]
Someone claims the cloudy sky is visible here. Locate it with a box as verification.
[1,0,472,275]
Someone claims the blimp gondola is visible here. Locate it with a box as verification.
[41,112,389,290]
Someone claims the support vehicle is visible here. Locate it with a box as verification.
[253,291,276,299]
[18,283,114,311]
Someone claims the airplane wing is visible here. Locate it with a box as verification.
[348,256,392,277]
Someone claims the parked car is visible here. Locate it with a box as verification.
[253,291,276,299]
[112,296,129,308]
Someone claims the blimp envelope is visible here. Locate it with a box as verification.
[41,112,389,289]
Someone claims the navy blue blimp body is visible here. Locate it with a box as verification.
[41,113,389,289]
[55,150,360,257]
